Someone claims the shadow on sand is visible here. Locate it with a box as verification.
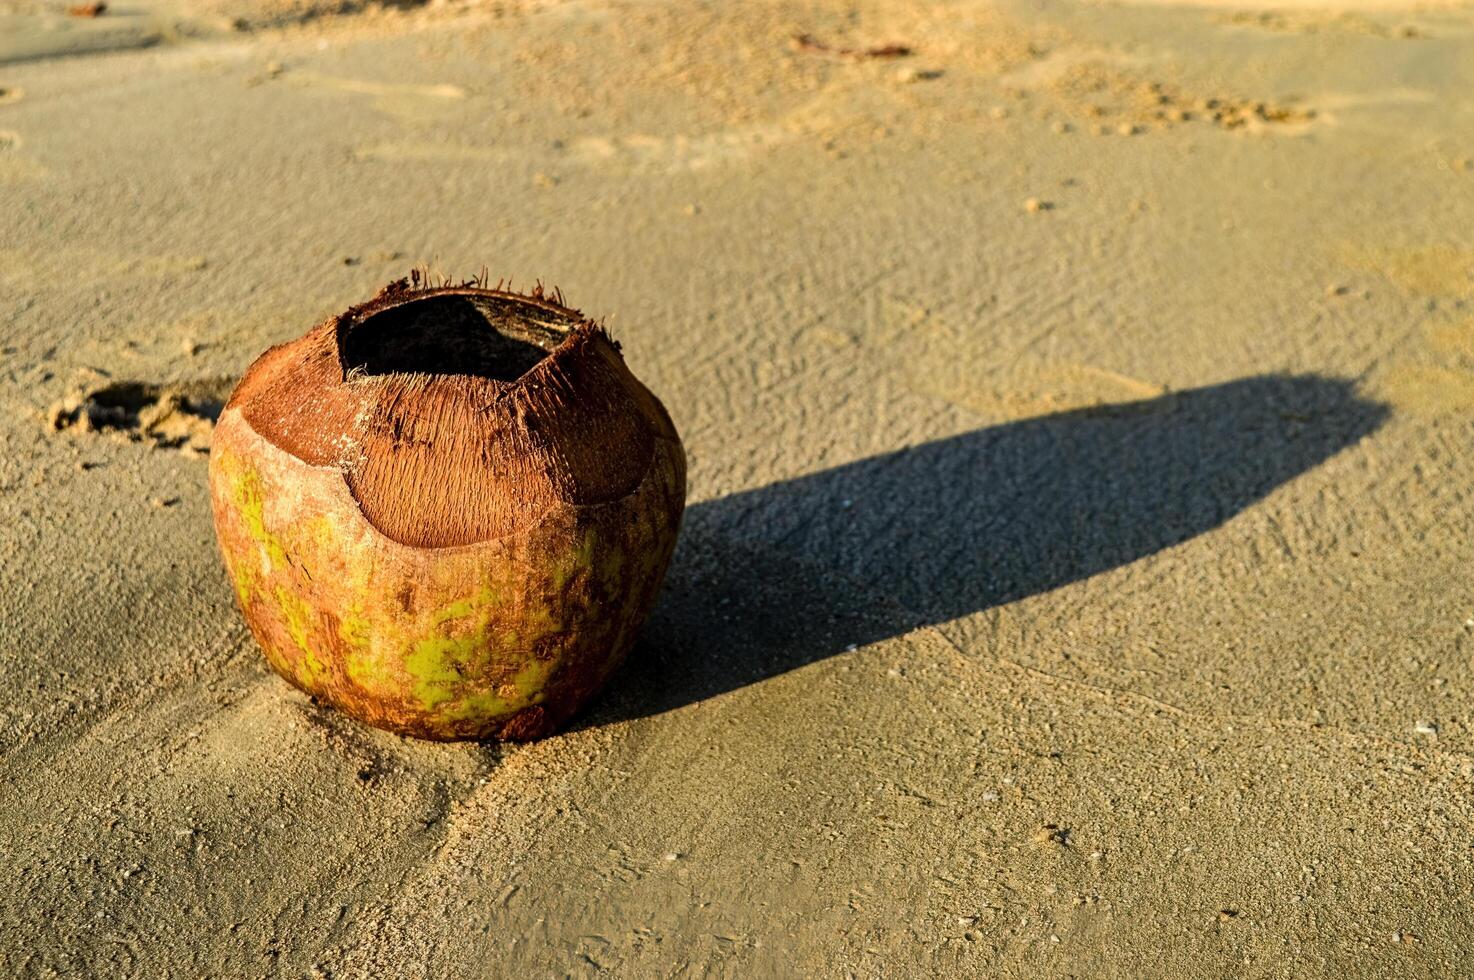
[589,374,1388,726]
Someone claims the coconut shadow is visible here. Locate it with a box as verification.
[588,374,1389,727]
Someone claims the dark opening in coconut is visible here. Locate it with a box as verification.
[340,292,579,382]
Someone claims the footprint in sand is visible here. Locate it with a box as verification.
[571,128,788,171]
[287,71,465,124]
[883,300,1169,419]
[1373,318,1474,416]
[353,142,505,164]
[0,129,45,181]
[0,248,208,286]
[1343,243,1474,415]
[921,360,1171,420]
[356,125,789,174]
[1376,364,1474,415]
[1427,319,1474,360]
[46,378,236,454]
[1002,47,1317,136]
[1220,10,1426,39]
[1349,242,1474,298]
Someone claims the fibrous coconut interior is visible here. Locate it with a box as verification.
[340,293,577,382]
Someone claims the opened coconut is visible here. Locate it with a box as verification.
[208,277,686,740]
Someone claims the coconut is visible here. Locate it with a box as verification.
[207,277,686,741]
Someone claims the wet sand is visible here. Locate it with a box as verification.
[4,0,1474,974]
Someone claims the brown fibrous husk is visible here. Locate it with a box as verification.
[208,276,686,740]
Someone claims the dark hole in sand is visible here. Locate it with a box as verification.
[341,294,574,382]
[83,381,226,428]
[50,378,233,452]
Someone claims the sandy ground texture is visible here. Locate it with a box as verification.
[4,0,1474,975]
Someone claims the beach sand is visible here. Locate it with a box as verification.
[4,0,1474,974]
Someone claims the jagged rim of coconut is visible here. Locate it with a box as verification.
[333,278,612,390]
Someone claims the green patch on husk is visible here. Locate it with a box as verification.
[275,585,326,685]
[406,632,490,710]
[431,584,497,626]
[340,608,390,691]
[402,584,561,720]
[444,658,556,721]
[228,556,258,607]
[405,584,501,710]
[222,451,288,571]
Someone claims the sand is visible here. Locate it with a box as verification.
[3,0,1474,975]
